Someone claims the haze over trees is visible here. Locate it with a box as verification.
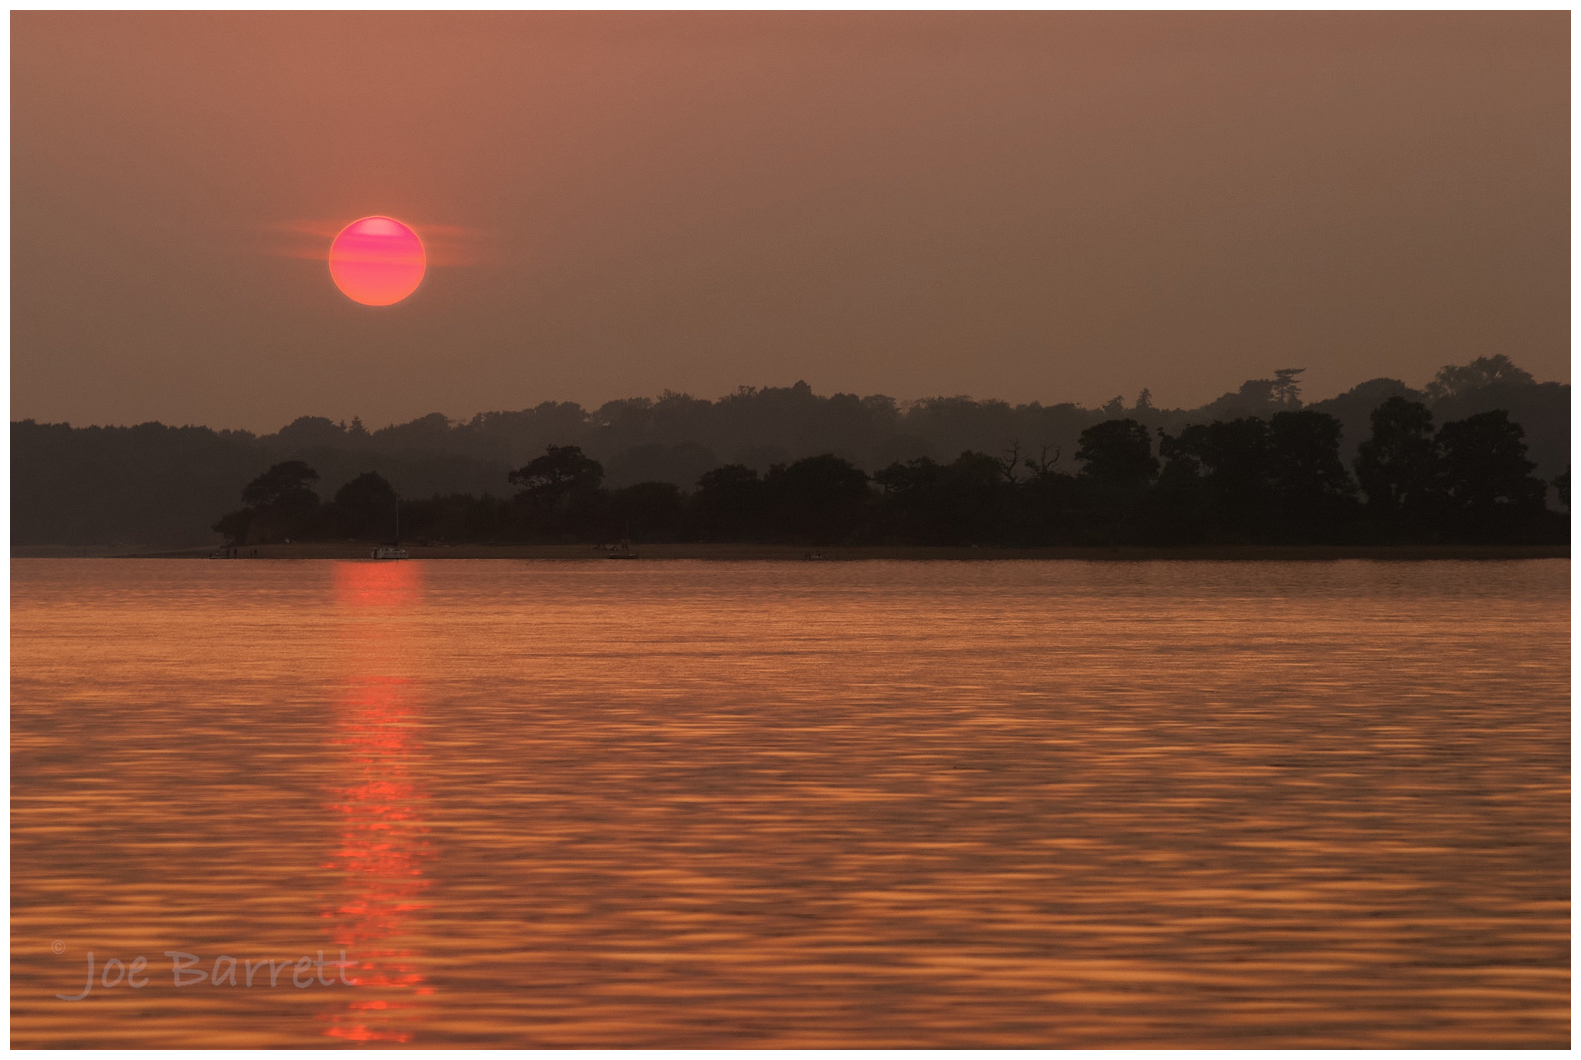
[210,385,1562,549]
[12,356,1568,547]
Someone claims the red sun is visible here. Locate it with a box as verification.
[329,217,426,306]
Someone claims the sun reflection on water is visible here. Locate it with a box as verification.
[319,561,432,1043]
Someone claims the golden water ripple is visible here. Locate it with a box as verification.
[11,559,1569,1046]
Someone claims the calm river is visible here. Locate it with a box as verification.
[10,559,1569,1047]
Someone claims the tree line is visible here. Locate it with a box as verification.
[215,396,1565,548]
[15,356,1567,547]
[223,355,1573,490]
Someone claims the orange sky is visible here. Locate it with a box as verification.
[11,11,1568,432]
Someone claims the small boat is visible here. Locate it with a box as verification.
[606,539,639,560]
[371,492,408,559]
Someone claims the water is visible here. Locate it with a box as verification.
[10,558,1569,1047]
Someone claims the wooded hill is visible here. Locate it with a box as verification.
[13,357,1568,548]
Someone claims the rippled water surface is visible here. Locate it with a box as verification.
[11,559,1570,1047]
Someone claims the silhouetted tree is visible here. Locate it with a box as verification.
[1271,367,1305,407]
[1016,460,1080,545]
[502,445,606,541]
[1423,354,1535,401]
[242,460,320,514]
[874,456,943,542]
[875,452,1016,545]
[1144,431,1209,544]
[508,445,604,504]
[1146,411,1358,544]
[1354,397,1443,540]
[765,454,871,545]
[211,460,323,545]
[1436,410,1548,542]
[1022,444,1062,481]
[1160,418,1273,542]
[1075,419,1158,489]
[690,464,765,541]
[945,451,1018,543]
[997,441,1023,484]
[1267,410,1357,540]
[1073,419,1159,544]
[333,471,399,540]
[1425,359,1566,488]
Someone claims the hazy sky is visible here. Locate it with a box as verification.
[12,12,1569,433]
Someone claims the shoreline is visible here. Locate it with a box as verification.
[12,543,1571,561]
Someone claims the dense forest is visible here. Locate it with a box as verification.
[13,356,1569,547]
[217,394,1563,549]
